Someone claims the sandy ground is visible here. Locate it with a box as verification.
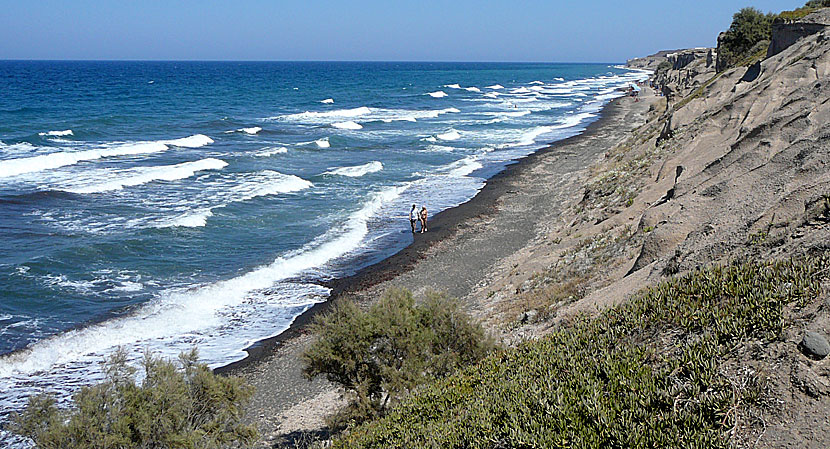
[222,89,656,447]
[228,25,830,447]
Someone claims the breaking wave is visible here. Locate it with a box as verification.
[0,134,213,179]
[332,121,363,130]
[60,158,228,194]
[38,130,73,137]
[436,130,462,141]
[324,161,383,177]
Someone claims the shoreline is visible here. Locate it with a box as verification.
[221,88,657,446]
[216,96,626,377]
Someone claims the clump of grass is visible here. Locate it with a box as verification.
[582,125,671,216]
[507,228,634,323]
[332,257,827,448]
[674,44,767,111]
[777,1,824,21]
[674,71,726,110]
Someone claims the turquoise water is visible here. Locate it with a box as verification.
[0,61,647,429]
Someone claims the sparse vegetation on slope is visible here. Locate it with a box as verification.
[9,349,257,449]
[332,258,827,448]
[302,288,495,430]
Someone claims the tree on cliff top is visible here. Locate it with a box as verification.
[719,7,776,69]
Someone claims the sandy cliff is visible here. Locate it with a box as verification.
[477,10,830,445]
[596,14,830,446]
[242,11,830,447]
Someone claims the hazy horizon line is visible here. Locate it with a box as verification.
[0,58,630,65]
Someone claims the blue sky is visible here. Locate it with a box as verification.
[0,0,806,62]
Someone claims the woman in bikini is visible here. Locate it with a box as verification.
[419,206,428,233]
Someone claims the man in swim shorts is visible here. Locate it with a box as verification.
[410,204,418,233]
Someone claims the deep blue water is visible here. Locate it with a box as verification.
[0,61,647,428]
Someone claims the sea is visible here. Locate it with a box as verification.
[0,60,647,443]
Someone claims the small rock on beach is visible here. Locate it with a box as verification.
[800,330,830,359]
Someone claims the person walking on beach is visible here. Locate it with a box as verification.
[409,204,418,233]
[420,206,428,233]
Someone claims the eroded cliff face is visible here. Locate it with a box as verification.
[637,9,830,100]
[603,24,830,448]
[643,27,830,274]
[769,8,830,57]
[626,50,677,70]
[504,18,830,448]
[654,48,716,100]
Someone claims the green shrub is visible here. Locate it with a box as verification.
[9,348,257,449]
[332,258,827,448]
[778,0,830,21]
[719,7,776,70]
[302,288,495,429]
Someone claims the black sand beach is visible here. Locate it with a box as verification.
[217,89,656,446]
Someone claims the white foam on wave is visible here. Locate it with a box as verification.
[529,81,545,85]
[41,270,145,296]
[331,121,363,130]
[377,107,459,122]
[427,91,448,98]
[441,84,479,92]
[273,106,459,125]
[0,134,215,179]
[60,158,228,194]
[551,112,595,130]
[517,126,553,146]
[436,130,461,141]
[0,134,218,178]
[511,87,531,94]
[38,130,73,137]
[161,134,214,148]
[539,87,574,94]
[275,106,372,121]
[0,142,167,179]
[0,183,405,385]
[483,92,500,99]
[482,110,531,118]
[315,138,330,148]
[161,209,214,228]
[445,157,483,177]
[486,84,504,90]
[323,161,383,177]
[554,77,565,81]
[225,127,262,135]
[157,170,313,228]
[0,141,37,159]
[320,98,334,104]
[256,146,289,157]
[423,145,456,153]
[493,111,596,149]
